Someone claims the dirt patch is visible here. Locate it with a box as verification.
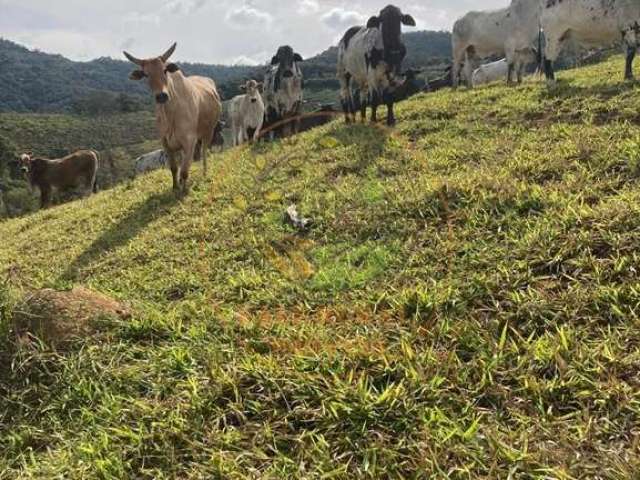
[12,286,131,349]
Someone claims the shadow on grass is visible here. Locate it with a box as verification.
[60,191,179,282]
[322,122,391,179]
[538,77,638,101]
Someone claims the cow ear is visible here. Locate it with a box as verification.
[401,14,416,26]
[130,70,146,81]
[366,16,380,28]
[294,53,303,62]
[271,55,279,65]
[165,63,180,74]
[240,84,247,90]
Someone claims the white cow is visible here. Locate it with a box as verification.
[541,0,640,81]
[134,149,167,176]
[452,0,541,87]
[229,80,265,146]
[337,5,416,126]
[472,59,510,86]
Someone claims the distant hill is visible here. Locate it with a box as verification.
[0,32,452,114]
[0,39,259,113]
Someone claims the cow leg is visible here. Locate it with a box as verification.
[507,63,515,84]
[167,151,180,192]
[83,174,94,198]
[451,48,465,89]
[517,62,525,84]
[463,49,477,88]
[180,140,197,194]
[340,73,353,124]
[544,34,564,82]
[40,185,52,209]
[383,90,395,127]
[625,45,636,80]
[370,90,379,123]
[202,126,214,176]
[358,90,368,123]
[253,120,263,143]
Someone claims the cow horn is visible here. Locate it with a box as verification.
[123,51,144,66]
[161,42,177,62]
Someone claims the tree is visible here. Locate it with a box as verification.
[0,134,17,177]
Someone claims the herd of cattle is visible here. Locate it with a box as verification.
[16,0,640,205]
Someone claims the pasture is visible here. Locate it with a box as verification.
[1,56,640,478]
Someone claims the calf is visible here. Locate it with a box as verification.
[229,80,265,146]
[337,4,416,126]
[541,0,640,81]
[19,150,99,208]
[393,68,425,101]
[471,59,509,86]
[134,149,167,176]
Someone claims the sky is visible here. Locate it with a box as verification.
[0,0,507,65]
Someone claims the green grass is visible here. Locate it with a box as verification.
[2,56,640,479]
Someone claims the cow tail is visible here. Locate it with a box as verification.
[92,150,100,193]
[537,26,544,75]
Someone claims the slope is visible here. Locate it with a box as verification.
[1,56,640,479]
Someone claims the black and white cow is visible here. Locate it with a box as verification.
[337,4,416,126]
[263,46,304,139]
[541,0,640,81]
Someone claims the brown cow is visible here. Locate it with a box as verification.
[124,43,222,194]
[19,150,99,209]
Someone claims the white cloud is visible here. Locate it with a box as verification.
[321,7,366,32]
[297,0,319,15]
[13,29,113,61]
[226,5,273,29]
[164,0,208,15]
[1,0,510,63]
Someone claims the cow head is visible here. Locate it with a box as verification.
[240,79,263,104]
[123,43,180,105]
[271,45,303,79]
[19,153,32,175]
[367,5,415,74]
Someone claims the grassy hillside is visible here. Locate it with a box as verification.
[2,56,640,478]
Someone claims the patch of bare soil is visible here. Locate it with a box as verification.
[12,286,130,349]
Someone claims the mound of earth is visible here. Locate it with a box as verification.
[12,286,130,349]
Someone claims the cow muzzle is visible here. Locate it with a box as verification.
[21,166,29,174]
[251,98,258,103]
[282,70,294,78]
[155,92,169,104]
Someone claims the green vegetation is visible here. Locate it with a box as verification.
[0,112,158,218]
[2,56,640,478]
